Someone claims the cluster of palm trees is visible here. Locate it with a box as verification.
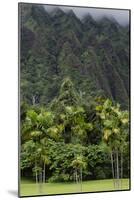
[96,99,129,189]
[21,79,129,193]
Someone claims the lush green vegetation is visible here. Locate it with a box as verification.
[20,78,130,195]
[20,4,129,109]
[20,179,129,196]
[20,4,130,196]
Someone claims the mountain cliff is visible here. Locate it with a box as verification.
[20,4,130,108]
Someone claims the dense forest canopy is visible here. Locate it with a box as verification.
[20,4,130,194]
[21,78,130,185]
[20,4,130,109]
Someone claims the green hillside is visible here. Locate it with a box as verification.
[19,5,130,197]
[20,4,130,108]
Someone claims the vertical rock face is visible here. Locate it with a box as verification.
[20,4,130,108]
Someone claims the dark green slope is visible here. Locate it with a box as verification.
[20,4,129,108]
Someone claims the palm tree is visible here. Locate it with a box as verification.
[71,155,86,192]
[96,99,129,190]
[40,138,51,184]
[23,108,55,183]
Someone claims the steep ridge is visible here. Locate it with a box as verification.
[20,4,129,108]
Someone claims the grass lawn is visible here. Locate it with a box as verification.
[20,178,130,196]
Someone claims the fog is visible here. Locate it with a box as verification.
[44,5,129,26]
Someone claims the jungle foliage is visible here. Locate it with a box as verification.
[20,4,129,109]
[21,78,130,188]
[20,4,130,190]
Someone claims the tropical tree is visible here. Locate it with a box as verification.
[20,77,130,191]
[63,105,93,144]
[71,155,87,192]
[96,98,129,189]
[21,108,55,185]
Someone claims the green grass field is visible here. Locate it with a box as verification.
[20,178,130,196]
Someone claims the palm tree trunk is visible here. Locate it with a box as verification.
[74,171,75,183]
[43,162,46,183]
[120,151,123,189]
[80,167,82,192]
[39,170,43,193]
[39,172,42,183]
[76,169,78,184]
[76,169,80,191]
[35,161,38,193]
[116,150,119,189]
[36,171,38,184]
[110,151,116,189]
[35,161,38,184]
[113,151,117,189]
